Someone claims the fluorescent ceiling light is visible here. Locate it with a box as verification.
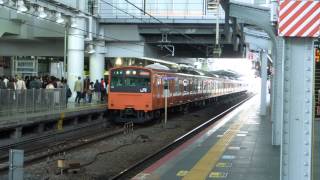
[70,18,77,28]
[55,12,64,23]
[38,6,47,18]
[17,0,27,13]
[87,44,96,54]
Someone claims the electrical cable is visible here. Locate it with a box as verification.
[0,3,146,49]
[1,1,201,55]
[0,1,216,56]
[122,0,211,53]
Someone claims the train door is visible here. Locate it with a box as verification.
[155,75,162,109]
[169,79,174,107]
[174,77,180,105]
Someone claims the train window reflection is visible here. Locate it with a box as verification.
[110,76,151,93]
[111,77,150,87]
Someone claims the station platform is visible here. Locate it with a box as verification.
[0,102,107,128]
[133,96,280,180]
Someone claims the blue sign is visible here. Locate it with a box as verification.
[163,77,176,80]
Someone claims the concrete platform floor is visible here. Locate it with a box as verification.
[133,96,280,180]
[0,101,107,127]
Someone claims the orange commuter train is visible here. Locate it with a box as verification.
[108,66,247,123]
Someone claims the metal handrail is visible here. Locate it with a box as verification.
[0,88,67,119]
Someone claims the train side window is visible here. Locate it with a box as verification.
[157,78,161,98]
[183,79,189,94]
[175,78,179,96]
[194,80,196,93]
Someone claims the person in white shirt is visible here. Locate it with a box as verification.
[16,76,26,90]
[3,76,8,88]
[15,76,26,104]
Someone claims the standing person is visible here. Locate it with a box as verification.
[7,78,16,90]
[105,81,109,102]
[100,78,106,102]
[0,77,5,112]
[74,77,83,104]
[25,76,30,89]
[29,76,37,89]
[64,80,72,106]
[87,82,94,103]
[7,78,16,102]
[35,77,42,89]
[45,80,55,89]
[46,80,56,106]
[94,80,101,102]
[16,76,26,90]
[3,76,8,88]
[0,77,6,89]
[56,78,63,88]
[0,77,6,110]
[30,77,42,104]
[83,76,90,103]
[16,76,26,106]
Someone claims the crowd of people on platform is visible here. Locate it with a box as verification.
[73,76,108,104]
[0,75,108,104]
[0,75,68,90]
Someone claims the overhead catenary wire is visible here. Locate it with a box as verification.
[121,0,210,52]
[99,0,211,55]
[0,15,144,54]
[0,1,215,56]
[0,3,146,52]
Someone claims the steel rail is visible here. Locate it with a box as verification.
[0,122,124,173]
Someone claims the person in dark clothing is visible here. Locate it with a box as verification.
[64,80,71,106]
[0,77,6,89]
[100,78,106,102]
[94,80,101,102]
[25,76,30,89]
[29,77,37,89]
[87,82,94,103]
[7,78,15,90]
[83,77,90,103]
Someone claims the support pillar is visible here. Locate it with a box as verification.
[231,17,239,51]
[271,37,284,146]
[37,123,44,134]
[12,127,22,139]
[260,51,268,116]
[67,17,85,97]
[222,0,231,43]
[89,43,105,83]
[281,38,314,180]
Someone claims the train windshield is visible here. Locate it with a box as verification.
[110,69,151,93]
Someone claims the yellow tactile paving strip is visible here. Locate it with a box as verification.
[182,109,249,180]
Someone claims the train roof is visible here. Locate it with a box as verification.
[110,66,241,81]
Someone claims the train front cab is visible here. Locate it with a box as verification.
[108,67,153,123]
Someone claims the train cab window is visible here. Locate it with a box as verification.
[110,69,151,93]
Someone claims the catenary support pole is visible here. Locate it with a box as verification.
[260,50,268,116]
[271,37,284,146]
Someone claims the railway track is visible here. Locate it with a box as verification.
[0,92,251,178]
[0,122,124,173]
[110,94,253,180]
